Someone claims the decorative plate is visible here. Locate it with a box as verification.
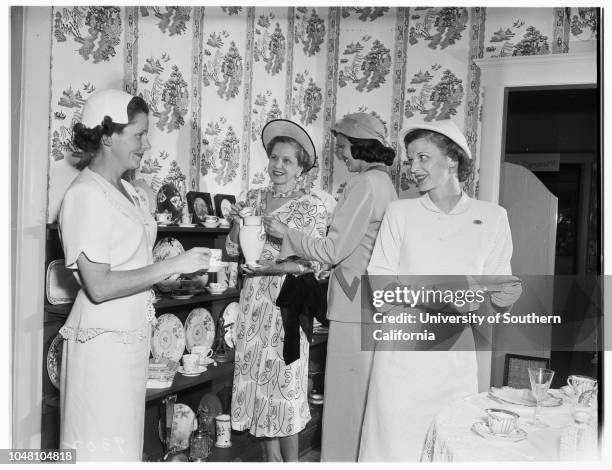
[184,308,215,353]
[158,403,198,451]
[151,314,186,362]
[156,183,183,223]
[153,238,185,286]
[132,179,156,215]
[46,259,80,305]
[489,387,562,407]
[46,334,64,389]
[153,237,185,262]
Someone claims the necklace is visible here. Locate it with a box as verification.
[269,181,299,198]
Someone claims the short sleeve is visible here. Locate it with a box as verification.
[59,184,113,269]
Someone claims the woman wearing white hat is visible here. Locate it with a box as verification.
[225,119,328,461]
[263,112,397,461]
[358,120,518,461]
[58,89,210,460]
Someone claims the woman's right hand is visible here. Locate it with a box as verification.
[169,247,211,275]
[228,201,252,224]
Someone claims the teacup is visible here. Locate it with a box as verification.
[156,212,172,224]
[182,354,199,373]
[204,215,219,223]
[208,281,227,291]
[567,375,597,396]
[192,345,214,363]
[243,215,262,226]
[485,408,519,435]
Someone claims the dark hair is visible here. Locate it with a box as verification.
[335,133,395,166]
[265,136,312,171]
[403,129,474,182]
[72,96,149,169]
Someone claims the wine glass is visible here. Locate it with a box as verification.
[528,367,555,427]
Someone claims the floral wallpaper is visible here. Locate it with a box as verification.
[46,6,598,222]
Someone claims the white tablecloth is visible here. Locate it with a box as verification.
[421,390,598,462]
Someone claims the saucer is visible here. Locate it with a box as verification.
[179,223,196,227]
[201,222,221,228]
[199,357,216,366]
[157,223,168,227]
[171,293,195,300]
[471,421,527,442]
[178,365,207,376]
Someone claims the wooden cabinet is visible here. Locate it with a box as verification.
[42,224,327,461]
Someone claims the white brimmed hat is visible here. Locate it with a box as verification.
[261,119,317,171]
[332,112,389,146]
[80,89,133,128]
[401,120,472,160]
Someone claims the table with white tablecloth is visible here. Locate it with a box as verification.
[421,390,598,462]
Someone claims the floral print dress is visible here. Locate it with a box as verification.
[227,188,327,437]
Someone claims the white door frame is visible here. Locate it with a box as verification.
[475,52,598,204]
[13,6,53,448]
[473,52,597,391]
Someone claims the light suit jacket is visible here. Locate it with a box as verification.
[280,166,397,323]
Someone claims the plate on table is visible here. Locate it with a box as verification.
[489,386,562,407]
[184,308,215,353]
[158,403,198,451]
[46,334,64,389]
[151,314,186,362]
[471,421,527,442]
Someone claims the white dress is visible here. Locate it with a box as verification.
[58,168,157,461]
[358,192,513,462]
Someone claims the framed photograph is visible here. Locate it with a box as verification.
[186,191,214,223]
[214,194,237,221]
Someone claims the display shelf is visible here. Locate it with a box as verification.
[46,223,230,234]
[43,289,241,317]
[41,334,328,409]
[145,333,327,403]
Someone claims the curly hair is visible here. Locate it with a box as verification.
[403,129,473,182]
[265,136,313,172]
[72,96,149,169]
[334,132,396,166]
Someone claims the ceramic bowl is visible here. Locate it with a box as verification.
[201,221,221,228]
[206,285,228,295]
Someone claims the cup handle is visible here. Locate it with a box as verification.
[567,377,573,387]
[207,349,214,358]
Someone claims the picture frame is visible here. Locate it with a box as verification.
[213,194,237,221]
[186,191,214,223]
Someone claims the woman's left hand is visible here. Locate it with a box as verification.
[263,216,289,239]
[242,259,283,275]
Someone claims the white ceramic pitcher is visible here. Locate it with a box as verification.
[238,216,266,266]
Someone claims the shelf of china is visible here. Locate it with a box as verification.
[46,223,231,234]
[44,289,241,316]
[146,333,328,402]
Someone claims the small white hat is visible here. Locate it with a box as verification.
[80,89,133,128]
[261,119,317,171]
[401,120,472,160]
[332,112,389,146]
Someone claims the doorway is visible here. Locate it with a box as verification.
[505,86,599,276]
[503,86,601,391]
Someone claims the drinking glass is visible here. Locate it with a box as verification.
[528,367,555,427]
